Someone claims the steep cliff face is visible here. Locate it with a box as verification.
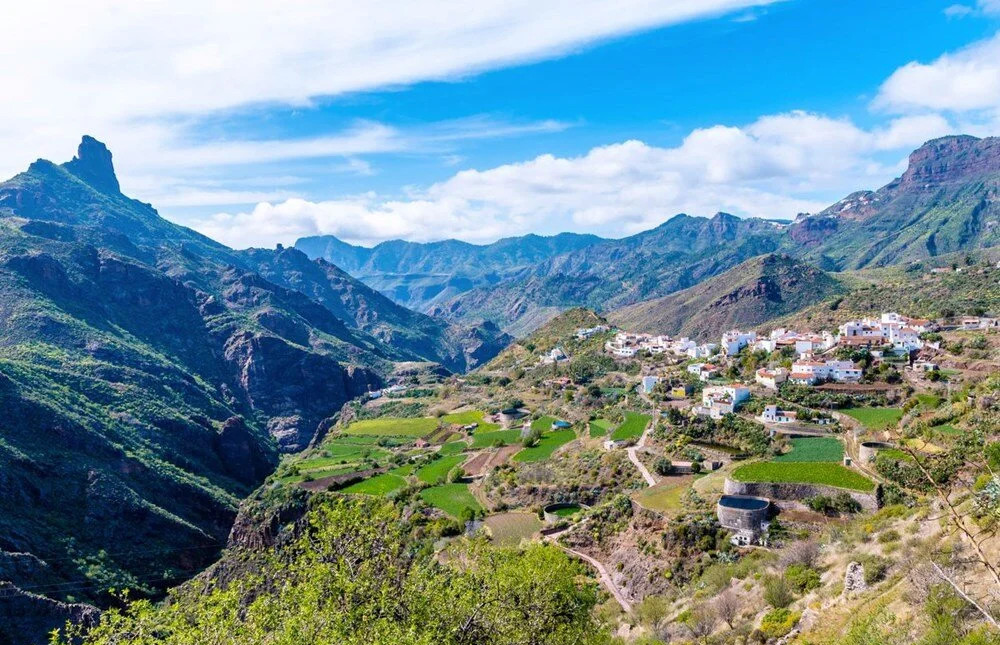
[791,135,1000,269]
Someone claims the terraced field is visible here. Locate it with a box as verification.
[444,409,500,433]
[589,418,613,437]
[731,461,875,492]
[344,417,438,437]
[774,437,843,463]
[340,473,407,496]
[420,484,483,518]
[842,407,903,431]
[611,411,651,441]
[416,454,467,484]
[470,429,523,449]
[513,429,576,463]
[483,512,543,546]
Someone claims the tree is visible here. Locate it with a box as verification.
[54,498,611,645]
[714,587,742,629]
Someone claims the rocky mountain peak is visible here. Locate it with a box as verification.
[899,134,1000,188]
[63,135,120,194]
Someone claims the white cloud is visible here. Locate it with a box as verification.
[944,4,975,17]
[875,33,1000,113]
[195,111,938,249]
[0,0,778,179]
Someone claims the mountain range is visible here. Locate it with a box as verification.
[298,134,1000,335]
[0,137,508,641]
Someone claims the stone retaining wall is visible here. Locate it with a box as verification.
[724,478,880,512]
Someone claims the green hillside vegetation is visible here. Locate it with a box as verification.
[470,429,523,448]
[56,498,606,645]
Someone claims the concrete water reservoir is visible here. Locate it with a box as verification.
[717,495,770,532]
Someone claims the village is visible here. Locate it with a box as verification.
[270,305,998,636]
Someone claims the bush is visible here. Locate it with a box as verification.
[877,529,900,544]
[857,554,891,585]
[758,608,800,639]
[763,575,795,609]
[784,564,821,593]
[653,457,674,476]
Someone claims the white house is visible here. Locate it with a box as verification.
[755,367,788,390]
[722,330,756,356]
[760,404,797,424]
[542,347,568,364]
[576,325,609,340]
[912,360,939,372]
[694,385,750,419]
[687,363,719,381]
[686,343,718,359]
[789,358,862,385]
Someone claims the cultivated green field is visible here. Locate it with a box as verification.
[444,410,500,433]
[915,394,943,409]
[416,454,467,484]
[340,473,407,496]
[842,407,903,431]
[531,415,558,432]
[484,512,543,546]
[438,441,467,456]
[589,418,612,437]
[420,484,483,518]
[774,437,843,463]
[611,411,651,441]
[470,429,523,449]
[344,417,438,437]
[731,461,875,492]
[513,429,576,463]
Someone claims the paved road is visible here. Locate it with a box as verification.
[626,410,657,486]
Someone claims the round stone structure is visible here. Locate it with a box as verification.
[859,441,895,464]
[716,495,770,533]
[499,408,526,427]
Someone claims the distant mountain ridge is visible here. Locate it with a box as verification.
[294,231,605,311]
[608,254,845,339]
[296,134,1000,336]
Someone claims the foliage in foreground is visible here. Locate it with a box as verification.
[54,497,609,645]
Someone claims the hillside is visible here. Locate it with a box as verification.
[608,254,844,339]
[0,137,508,643]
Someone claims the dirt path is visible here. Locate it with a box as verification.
[543,523,633,614]
[626,410,657,487]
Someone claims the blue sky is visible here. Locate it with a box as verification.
[5,0,1000,247]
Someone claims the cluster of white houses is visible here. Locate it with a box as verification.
[604,332,717,359]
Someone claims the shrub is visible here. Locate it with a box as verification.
[763,575,795,609]
[877,529,900,544]
[653,457,674,476]
[784,564,821,593]
[759,608,800,639]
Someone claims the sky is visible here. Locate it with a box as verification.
[4,0,1000,248]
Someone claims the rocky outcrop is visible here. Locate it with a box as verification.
[223,331,382,451]
[63,135,121,194]
[843,561,867,596]
[0,582,99,645]
[214,417,277,485]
